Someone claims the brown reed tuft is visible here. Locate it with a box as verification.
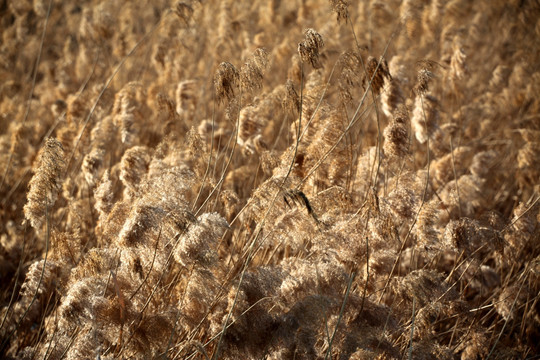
[23,138,65,229]
[383,104,410,160]
[119,146,151,197]
[240,48,269,93]
[363,56,391,95]
[298,28,325,69]
[329,0,349,22]
[414,60,440,96]
[283,79,300,115]
[411,93,440,144]
[214,62,240,103]
[338,50,363,104]
[174,1,195,25]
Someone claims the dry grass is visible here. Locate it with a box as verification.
[1,0,539,359]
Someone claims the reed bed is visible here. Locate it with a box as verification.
[1,0,539,358]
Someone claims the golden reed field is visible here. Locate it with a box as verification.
[1,0,539,358]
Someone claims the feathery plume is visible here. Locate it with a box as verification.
[381,74,405,118]
[411,93,440,144]
[240,48,269,93]
[363,56,391,95]
[414,60,440,96]
[175,79,198,115]
[173,1,195,25]
[383,105,410,160]
[338,50,363,104]
[283,79,300,115]
[174,212,229,268]
[94,169,114,219]
[11,260,60,331]
[214,62,239,103]
[119,146,151,197]
[329,0,349,22]
[82,148,105,187]
[298,28,324,69]
[449,41,468,81]
[24,138,65,229]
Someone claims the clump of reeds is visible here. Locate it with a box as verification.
[0,0,539,359]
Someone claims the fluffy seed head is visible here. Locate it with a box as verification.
[364,56,391,95]
[330,0,349,22]
[24,138,66,229]
[383,105,410,159]
[214,62,239,103]
[298,28,324,69]
[240,48,268,93]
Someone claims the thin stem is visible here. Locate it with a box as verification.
[407,297,416,360]
[325,272,355,360]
